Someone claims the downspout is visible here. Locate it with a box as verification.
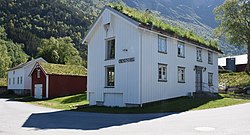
[46,75,49,98]
[139,30,143,107]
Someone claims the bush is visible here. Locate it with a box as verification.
[0,90,15,97]
[219,69,233,73]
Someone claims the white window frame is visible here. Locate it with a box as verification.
[158,64,167,82]
[105,38,115,60]
[105,66,115,87]
[37,69,41,79]
[177,42,185,58]
[178,67,185,83]
[196,48,202,62]
[208,51,213,64]
[158,36,167,53]
[208,72,213,86]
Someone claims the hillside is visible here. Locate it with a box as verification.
[0,0,91,58]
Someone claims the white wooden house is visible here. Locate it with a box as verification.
[7,58,47,95]
[83,6,222,107]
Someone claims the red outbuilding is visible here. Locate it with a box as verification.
[30,62,87,99]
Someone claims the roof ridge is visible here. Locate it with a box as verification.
[107,4,222,53]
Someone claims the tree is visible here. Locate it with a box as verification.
[0,40,12,78]
[6,41,28,67]
[0,27,11,77]
[214,0,250,71]
[38,37,83,65]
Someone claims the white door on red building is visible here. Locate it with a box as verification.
[34,84,43,99]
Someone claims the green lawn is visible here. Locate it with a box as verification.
[77,94,250,113]
[0,78,7,86]
[219,72,250,87]
[9,93,250,113]
[12,94,89,110]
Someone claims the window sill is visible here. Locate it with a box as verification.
[158,51,168,54]
[208,62,213,65]
[105,58,115,61]
[177,55,185,58]
[197,60,202,62]
[178,81,185,83]
[208,84,213,86]
[158,79,168,82]
[104,86,115,88]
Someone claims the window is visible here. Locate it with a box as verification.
[208,51,213,64]
[13,78,15,85]
[20,77,22,84]
[9,78,11,85]
[13,71,15,74]
[196,48,202,62]
[104,23,110,36]
[158,64,167,81]
[106,39,115,60]
[208,73,213,86]
[37,69,41,79]
[158,36,167,53]
[178,67,185,83]
[106,66,115,87]
[17,77,19,84]
[177,42,185,57]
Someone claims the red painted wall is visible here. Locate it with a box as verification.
[48,75,87,98]
[236,64,246,72]
[31,67,46,97]
[221,64,246,72]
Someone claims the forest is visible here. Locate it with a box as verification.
[0,0,103,77]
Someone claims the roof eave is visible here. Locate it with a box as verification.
[138,25,222,54]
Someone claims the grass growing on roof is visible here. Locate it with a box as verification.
[108,3,219,50]
[40,62,87,76]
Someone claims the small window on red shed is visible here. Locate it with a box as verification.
[37,69,41,79]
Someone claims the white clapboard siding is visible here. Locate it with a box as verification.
[85,7,219,107]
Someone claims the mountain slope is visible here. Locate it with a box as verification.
[123,0,224,28]
[0,0,91,57]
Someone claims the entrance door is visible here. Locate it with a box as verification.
[195,67,203,92]
[34,84,43,99]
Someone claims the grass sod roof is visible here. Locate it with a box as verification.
[39,62,87,76]
[108,3,221,52]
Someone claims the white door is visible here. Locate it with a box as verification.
[34,84,43,99]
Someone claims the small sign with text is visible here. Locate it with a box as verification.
[118,57,135,64]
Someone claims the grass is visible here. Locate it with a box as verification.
[219,72,250,87]
[7,93,249,114]
[39,62,87,76]
[108,3,219,50]
[11,94,89,110]
[0,78,7,86]
[77,94,250,113]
